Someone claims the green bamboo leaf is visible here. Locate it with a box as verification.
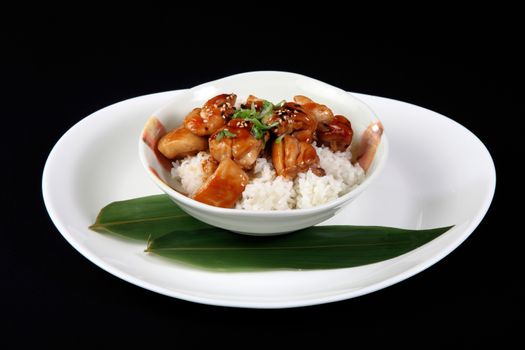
[145,225,453,271]
[89,194,211,240]
[90,195,453,271]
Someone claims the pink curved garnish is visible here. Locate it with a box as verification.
[356,121,384,172]
[142,116,172,171]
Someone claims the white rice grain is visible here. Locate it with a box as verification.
[236,158,295,210]
[294,171,344,209]
[316,146,365,195]
[171,151,210,196]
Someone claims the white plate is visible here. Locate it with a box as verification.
[42,89,495,308]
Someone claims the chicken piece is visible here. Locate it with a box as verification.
[157,126,208,159]
[273,134,298,178]
[267,102,317,143]
[183,94,237,136]
[243,94,264,110]
[317,115,354,152]
[295,96,354,151]
[192,158,249,208]
[201,157,218,180]
[293,95,334,124]
[272,135,324,179]
[209,119,265,170]
[209,130,233,162]
[297,142,325,176]
[356,121,384,172]
[231,129,264,170]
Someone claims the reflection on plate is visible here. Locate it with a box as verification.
[42,74,495,308]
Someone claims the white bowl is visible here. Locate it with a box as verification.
[139,71,388,235]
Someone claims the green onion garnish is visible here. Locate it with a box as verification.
[274,134,286,144]
[215,129,237,142]
[230,99,281,140]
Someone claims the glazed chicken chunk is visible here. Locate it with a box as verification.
[294,95,353,152]
[317,115,354,152]
[157,126,208,159]
[209,119,266,170]
[266,102,317,143]
[192,158,249,208]
[293,95,334,124]
[184,94,237,136]
[272,135,325,179]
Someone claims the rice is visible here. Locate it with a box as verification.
[294,146,364,208]
[171,145,365,210]
[171,151,210,196]
[294,172,343,209]
[316,146,365,195]
[236,158,296,210]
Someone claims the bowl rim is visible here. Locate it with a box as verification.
[139,70,389,216]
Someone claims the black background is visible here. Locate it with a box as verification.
[4,14,520,346]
